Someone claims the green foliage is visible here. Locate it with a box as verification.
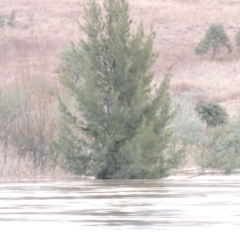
[59,46,83,84]
[195,101,228,128]
[169,92,240,175]
[195,24,232,59]
[0,15,5,28]
[196,125,240,174]
[55,0,180,179]
[171,92,204,164]
[235,30,240,47]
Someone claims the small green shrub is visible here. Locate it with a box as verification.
[235,30,240,47]
[172,92,204,162]
[172,94,240,174]
[195,24,232,59]
[195,126,240,174]
[195,101,228,128]
[0,15,5,28]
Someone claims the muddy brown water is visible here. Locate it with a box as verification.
[1,176,240,239]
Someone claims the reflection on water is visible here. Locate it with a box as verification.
[1,176,240,239]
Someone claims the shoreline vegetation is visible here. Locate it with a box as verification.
[0,149,68,178]
[1,0,240,178]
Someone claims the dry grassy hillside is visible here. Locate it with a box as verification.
[1,0,240,116]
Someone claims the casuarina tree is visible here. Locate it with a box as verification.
[55,0,180,179]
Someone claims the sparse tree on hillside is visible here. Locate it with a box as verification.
[235,30,240,48]
[0,15,5,28]
[55,0,181,179]
[7,10,16,28]
[195,24,232,59]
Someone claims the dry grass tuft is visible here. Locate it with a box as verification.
[0,146,69,178]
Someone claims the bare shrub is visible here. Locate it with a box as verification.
[0,77,59,174]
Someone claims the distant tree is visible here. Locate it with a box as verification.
[55,0,181,179]
[195,24,232,59]
[195,101,228,128]
[7,10,16,28]
[0,15,5,28]
[235,30,240,48]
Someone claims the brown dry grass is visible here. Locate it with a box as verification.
[1,0,240,116]
[0,146,69,178]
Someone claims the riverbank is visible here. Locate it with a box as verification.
[165,167,240,180]
[166,174,240,181]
